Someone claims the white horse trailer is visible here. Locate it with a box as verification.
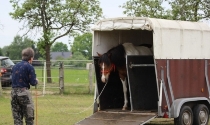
[75,17,210,125]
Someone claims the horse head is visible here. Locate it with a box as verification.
[97,52,115,83]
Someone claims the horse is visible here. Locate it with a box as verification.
[97,43,153,110]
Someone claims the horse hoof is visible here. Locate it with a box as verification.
[122,107,127,110]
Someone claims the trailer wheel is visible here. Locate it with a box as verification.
[174,106,193,125]
[193,104,209,125]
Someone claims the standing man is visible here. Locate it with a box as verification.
[11,47,38,125]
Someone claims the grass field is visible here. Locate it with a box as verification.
[0,92,94,125]
[35,67,92,84]
[1,90,210,125]
[0,91,174,125]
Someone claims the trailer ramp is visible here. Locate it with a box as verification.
[75,111,157,125]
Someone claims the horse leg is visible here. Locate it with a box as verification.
[120,78,128,110]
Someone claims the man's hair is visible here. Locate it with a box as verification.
[22,47,34,61]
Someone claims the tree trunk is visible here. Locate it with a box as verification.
[45,44,52,83]
[193,0,199,21]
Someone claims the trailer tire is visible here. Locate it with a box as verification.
[193,104,209,125]
[174,106,193,125]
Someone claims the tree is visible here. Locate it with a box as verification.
[0,48,2,56]
[121,0,210,22]
[6,35,34,60]
[1,46,9,57]
[168,0,210,21]
[71,33,92,60]
[51,42,69,52]
[69,51,87,67]
[31,43,42,60]
[120,0,171,19]
[10,0,102,83]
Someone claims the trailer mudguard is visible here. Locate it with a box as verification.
[170,97,210,118]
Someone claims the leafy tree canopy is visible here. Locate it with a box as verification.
[51,42,69,52]
[0,48,2,56]
[70,51,86,60]
[6,35,34,60]
[121,0,210,21]
[71,32,92,60]
[10,0,102,57]
[169,0,210,21]
[120,0,171,19]
[69,51,87,67]
[1,46,9,57]
[9,0,102,82]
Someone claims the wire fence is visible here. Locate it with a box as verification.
[0,60,98,125]
[1,60,96,94]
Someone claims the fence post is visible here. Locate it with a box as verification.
[59,62,64,94]
[89,63,93,93]
[42,62,46,96]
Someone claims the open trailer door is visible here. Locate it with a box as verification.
[75,111,157,125]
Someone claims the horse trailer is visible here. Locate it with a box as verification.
[75,17,210,125]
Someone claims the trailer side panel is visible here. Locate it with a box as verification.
[156,59,210,111]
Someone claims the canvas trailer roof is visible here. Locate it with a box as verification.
[92,17,210,59]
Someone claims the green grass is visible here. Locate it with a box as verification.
[1,91,210,125]
[35,67,93,84]
[0,92,172,125]
[0,92,94,125]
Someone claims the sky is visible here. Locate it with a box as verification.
[0,0,127,49]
